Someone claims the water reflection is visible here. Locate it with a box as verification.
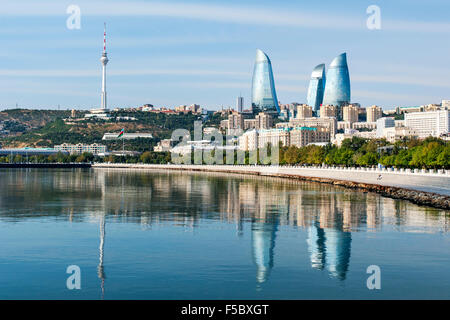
[252,220,278,284]
[0,168,448,293]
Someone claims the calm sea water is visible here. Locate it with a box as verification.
[0,168,449,300]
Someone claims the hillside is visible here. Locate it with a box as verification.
[0,109,71,131]
[0,110,203,151]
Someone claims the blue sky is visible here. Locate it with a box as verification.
[1,0,449,111]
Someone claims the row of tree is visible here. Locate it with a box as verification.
[0,151,171,165]
[279,137,449,169]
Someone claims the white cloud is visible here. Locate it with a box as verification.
[0,0,449,33]
[3,0,449,33]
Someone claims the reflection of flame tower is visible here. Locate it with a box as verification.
[307,222,352,280]
[97,214,106,299]
[100,23,109,110]
[251,219,278,284]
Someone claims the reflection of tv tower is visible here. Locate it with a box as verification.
[100,23,109,110]
[97,214,106,299]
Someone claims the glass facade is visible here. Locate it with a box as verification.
[251,49,280,114]
[306,64,326,112]
[322,53,350,107]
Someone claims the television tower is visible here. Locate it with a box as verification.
[100,23,109,110]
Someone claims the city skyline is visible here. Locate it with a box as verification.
[1,0,450,110]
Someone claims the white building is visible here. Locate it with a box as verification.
[382,127,419,143]
[170,140,237,155]
[442,100,450,109]
[404,110,450,138]
[102,132,153,140]
[376,117,395,138]
[352,122,377,130]
[239,127,330,151]
[54,143,107,155]
[239,130,258,151]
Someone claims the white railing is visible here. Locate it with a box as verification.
[92,163,450,177]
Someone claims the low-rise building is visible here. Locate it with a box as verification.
[382,127,419,143]
[239,127,330,151]
[54,143,107,155]
[102,132,153,140]
[258,128,290,148]
[352,122,377,130]
[376,117,395,138]
[154,139,176,152]
[289,127,330,148]
[279,117,337,138]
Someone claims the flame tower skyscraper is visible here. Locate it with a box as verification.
[100,23,109,110]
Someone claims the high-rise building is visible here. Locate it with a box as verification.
[306,64,326,112]
[376,117,395,138]
[297,104,313,119]
[342,105,359,124]
[251,49,280,114]
[366,105,383,123]
[255,112,273,129]
[404,110,450,138]
[236,96,244,113]
[322,53,351,107]
[228,112,244,134]
[320,105,338,118]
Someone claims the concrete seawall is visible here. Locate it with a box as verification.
[92,163,450,210]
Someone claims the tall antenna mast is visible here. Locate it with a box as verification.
[100,22,109,110]
[103,22,107,53]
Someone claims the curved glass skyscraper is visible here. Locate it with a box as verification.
[322,53,350,107]
[306,64,326,112]
[251,49,280,114]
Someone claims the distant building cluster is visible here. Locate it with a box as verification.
[239,127,330,151]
